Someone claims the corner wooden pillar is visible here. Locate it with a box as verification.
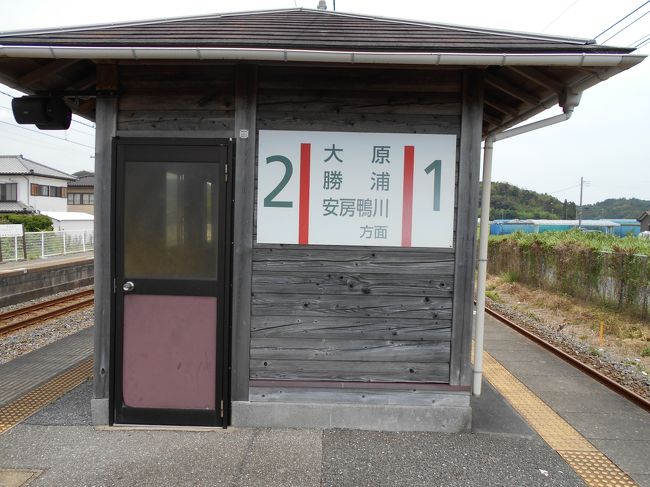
[231,64,258,401]
[450,69,484,386]
[91,67,118,423]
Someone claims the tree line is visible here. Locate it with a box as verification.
[479,182,649,220]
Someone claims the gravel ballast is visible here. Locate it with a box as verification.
[0,287,94,365]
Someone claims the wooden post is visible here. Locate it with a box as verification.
[231,64,258,402]
[92,63,119,424]
[450,69,484,387]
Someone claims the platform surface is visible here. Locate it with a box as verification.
[0,327,93,407]
[484,314,650,487]
[0,315,647,486]
[0,252,93,275]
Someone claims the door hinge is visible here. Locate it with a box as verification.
[113,278,116,293]
[220,399,224,418]
[224,164,228,183]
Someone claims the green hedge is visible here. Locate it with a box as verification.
[0,214,53,232]
[488,231,650,321]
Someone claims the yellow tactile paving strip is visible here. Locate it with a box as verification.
[0,358,92,435]
[483,351,638,487]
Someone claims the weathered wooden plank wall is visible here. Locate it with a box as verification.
[251,66,463,387]
[116,64,235,135]
[114,63,472,400]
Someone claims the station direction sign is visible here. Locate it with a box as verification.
[257,130,456,248]
[0,224,24,238]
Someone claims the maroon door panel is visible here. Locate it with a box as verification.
[122,295,217,410]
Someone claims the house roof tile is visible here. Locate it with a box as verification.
[0,155,76,181]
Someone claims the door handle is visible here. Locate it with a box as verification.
[122,281,135,292]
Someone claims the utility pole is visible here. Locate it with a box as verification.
[578,177,590,228]
[578,176,583,228]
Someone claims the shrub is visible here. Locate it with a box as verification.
[0,213,53,232]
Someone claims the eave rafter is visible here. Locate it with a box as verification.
[509,66,565,94]
[18,59,80,87]
[484,98,520,117]
[485,73,540,106]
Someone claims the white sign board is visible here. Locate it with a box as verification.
[257,130,456,248]
[0,224,23,238]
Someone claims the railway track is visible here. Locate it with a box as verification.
[485,304,650,413]
[0,289,94,337]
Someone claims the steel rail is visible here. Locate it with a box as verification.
[484,305,650,413]
[0,289,94,336]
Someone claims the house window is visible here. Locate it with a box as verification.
[0,183,17,202]
[31,183,66,198]
[68,192,93,205]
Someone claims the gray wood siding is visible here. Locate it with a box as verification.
[251,66,463,387]
[116,65,235,134]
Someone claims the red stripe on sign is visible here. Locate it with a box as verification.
[402,146,415,247]
[298,143,311,245]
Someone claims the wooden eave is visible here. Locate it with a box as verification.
[0,55,637,137]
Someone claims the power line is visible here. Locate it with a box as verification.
[594,0,650,39]
[542,0,580,32]
[549,183,581,195]
[0,105,94,137]
[630,31,650,45]
[0,119,94,149]
[602,10,650,44]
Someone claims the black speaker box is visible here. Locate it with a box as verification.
[12,96,72,130]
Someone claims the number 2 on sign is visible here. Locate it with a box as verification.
[424,160,441,211]
[264,155,293,207]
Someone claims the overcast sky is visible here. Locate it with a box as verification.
[0,0,648,204]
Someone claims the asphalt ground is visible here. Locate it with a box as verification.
[2,312,648,486]
[0,378,587,487]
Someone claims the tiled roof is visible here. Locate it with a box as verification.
[0,201,35,213]
[68,175,94,187]
[0,9,633,54]
[0,155,76,181]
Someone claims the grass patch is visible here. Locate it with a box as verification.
[485,273,650,372]
[501,271,519,283]
[589,347,602,357]
[485,289,501,302]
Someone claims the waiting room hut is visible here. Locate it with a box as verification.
[0,8,643,430]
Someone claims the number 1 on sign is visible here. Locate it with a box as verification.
[424,160,441,211]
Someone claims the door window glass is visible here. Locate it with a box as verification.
[123,162,219,279]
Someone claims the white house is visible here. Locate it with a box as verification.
[41,211,94,233]
[0,155,76,213]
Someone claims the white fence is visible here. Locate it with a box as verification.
[0,230,94,262]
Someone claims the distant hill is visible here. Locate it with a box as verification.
[581,198,650,220]
[480,182,576,220]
